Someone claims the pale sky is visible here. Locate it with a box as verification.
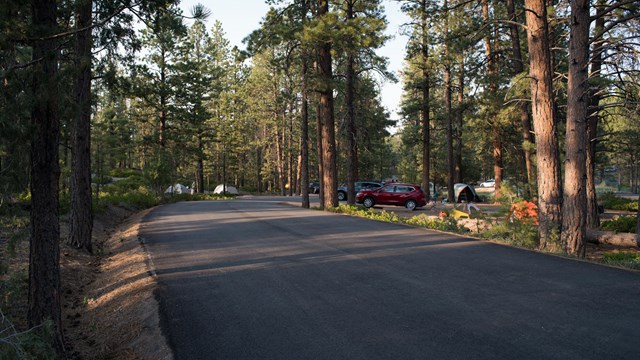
[180,0,409,123]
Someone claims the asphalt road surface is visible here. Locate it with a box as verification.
[140,196,640,360]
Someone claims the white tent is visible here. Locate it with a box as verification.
[213,184,239,195]
[164,183,192,195]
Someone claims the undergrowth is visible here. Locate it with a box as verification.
[601,216,638,234]
[601,252,640,270]
[329,205,465,233]
[599,193,638,212]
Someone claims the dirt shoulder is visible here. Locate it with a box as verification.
[62,206,171,360]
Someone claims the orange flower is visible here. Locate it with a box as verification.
[510,201,538,225]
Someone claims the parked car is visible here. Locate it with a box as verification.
[478,179,495,188]
[337,181,384,201]
[308,181,320,194]
[355,183,427,210]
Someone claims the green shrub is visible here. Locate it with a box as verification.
[108,168,142,178]
[601,216,638,233]
[478,219,538,249]
[601,252,640,270]
[599,193,638,212]
[101,190,161,210]
[405,214,464,232]
[329,205,466,233]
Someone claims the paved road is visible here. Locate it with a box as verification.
[140,197,640,360]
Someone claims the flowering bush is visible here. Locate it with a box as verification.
[510,200,538,225]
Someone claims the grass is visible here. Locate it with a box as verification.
[328,205,466,233]
[601,252,640,270]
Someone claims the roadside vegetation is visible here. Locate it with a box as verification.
[0,171,234,358]
[330,193,639,269]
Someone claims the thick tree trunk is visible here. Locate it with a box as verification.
[68,0,94,253]
[317,0,338,209]
[29,0,65,356]
[562,0,590,257]
[525,0,563,250]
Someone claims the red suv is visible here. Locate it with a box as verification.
[355,183,427,210]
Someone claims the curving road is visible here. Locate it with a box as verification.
[140,196,640,360]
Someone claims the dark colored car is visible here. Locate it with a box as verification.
[337,181,384,201]
[308,181,320,194]
[355,183,427,210]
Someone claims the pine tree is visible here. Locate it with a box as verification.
[524,0,562,250]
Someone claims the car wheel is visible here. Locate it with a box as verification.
[405,199,417,210]
[337,191,346,201]
[363,197,375,208]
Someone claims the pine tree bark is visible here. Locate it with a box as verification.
[69,0,94,253]
[317,0,338,209]
[562,0,590,257]
[29,0,65,356]
[525,0,563,250]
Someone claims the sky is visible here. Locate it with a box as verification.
[180,0,409,124]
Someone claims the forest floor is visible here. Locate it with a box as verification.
[1,200,638,359]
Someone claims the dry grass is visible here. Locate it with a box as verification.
[1,205,172,360]
[61,206,172,360]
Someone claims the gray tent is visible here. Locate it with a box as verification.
[454,183,481,203]
[213,184,239,195]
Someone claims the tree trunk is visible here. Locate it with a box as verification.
[483,0,503,202]
[562,0,590,257]
[586,1,605,229]
[636,194,640,246]
[525,0,563,250]
[420,0,431,199]
[456,54,464,184]
[317,0,338,209]
[300,54,310,208]
[316,102,325,209]
[507,0,535,199]
[68,0,94,253]
[444,0,455,203]
[345,0,358,205]
[276,113,286,196]
[586,229,639,248]
[29,0,65,356]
